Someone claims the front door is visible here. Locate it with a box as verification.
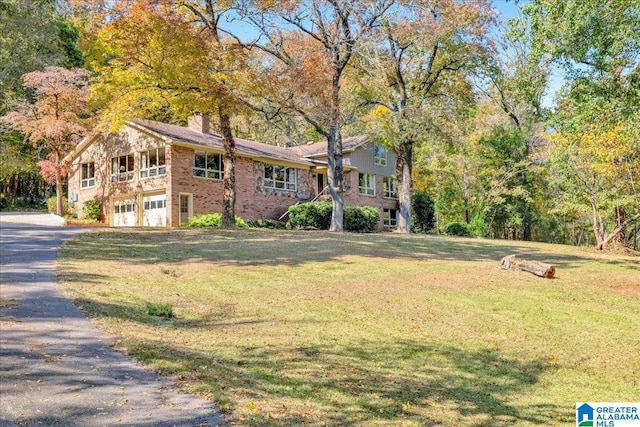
[317,173,325,195]
[179,193,192,226]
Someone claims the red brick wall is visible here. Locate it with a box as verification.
[69,127,175,225]
[68,125,397,228]
[344,170,399,229]
[169,145,316,226]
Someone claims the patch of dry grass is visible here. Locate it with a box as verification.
[58,229,640,426]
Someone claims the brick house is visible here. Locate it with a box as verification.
[66,115,399,228]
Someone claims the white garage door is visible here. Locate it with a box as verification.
[113,198,135,227]
[143,194,167,227]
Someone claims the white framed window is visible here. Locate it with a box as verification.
[143,198,166,210]
[359,173,375,196]
[383,176,397,198]
[111,154,134,183]
[114,201,134,214]
[383,208,398,227]
[264,164,297,191]
[374,143,387,166]
[193,151,223,180]
[140,147,166,178]
[80,162,95,189]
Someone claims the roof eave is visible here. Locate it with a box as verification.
[171,140,314,169]
[128,120,174,144]
[63,132,101,163]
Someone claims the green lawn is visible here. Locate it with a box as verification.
[57,229,640,426]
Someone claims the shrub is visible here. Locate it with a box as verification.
[46,196,70,216]
[83,199,101,222]
[344,205,380,232]
[146,301,174,319]
[187,213,248,228]
[444,222,471,237]
[246,219,286,229]
[187,213,221,227]
[0,196,11,211]
[289,202,380,232]
[411,191,435,233]
[235,216,249,228]
[288,201,332,229]
[469,215,489,238]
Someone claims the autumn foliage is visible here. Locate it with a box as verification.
[1,66,90,215]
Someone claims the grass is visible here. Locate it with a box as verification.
[57,228,640,426]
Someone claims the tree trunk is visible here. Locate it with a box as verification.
[499,255,555,278]
[462,164,470,224]
[597,211,640,250]
[590,194,606,249]
[328,75,344,232]
[53,149,63,216]
[613,206,626,244]
[55,168,63,216]
[396,140,413,233]
[219,109,236,229]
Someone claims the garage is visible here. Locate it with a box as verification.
[142,193,167,227]
[113,198,135,227]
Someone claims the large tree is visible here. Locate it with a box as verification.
[549,82,640,250]
[468,29,552,241]
[354,0,495,232]
[517,0,640,249]
[86,0,246,227]
[241,0,395,231]
[0,0,83,111]
[1,67,91,215]
[0,0,84,206]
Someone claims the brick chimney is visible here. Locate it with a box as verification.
[188,113,210,134]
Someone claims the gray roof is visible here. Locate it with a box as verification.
[290,135,370,158]
[132,119,315,166]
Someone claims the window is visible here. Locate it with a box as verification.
[358,173,375,196]
[384,208,398,227]
[143,198,166,210]
[193,151,223,180]
[140,147,166,178]
[81,162,95,189]
[383,176,397,198]
[111,154,134,183]
[264,164,297,191]
[374,143,387,166]
[114,202,133,214]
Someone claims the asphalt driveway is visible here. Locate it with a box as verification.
[0,216,223,426]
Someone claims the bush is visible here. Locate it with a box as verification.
[444,222,471,237]
[46,196,70,216]
[289,201,380,232]
[0,196,11,211]
[344,205,380,232]
[235,216,249,228]
[246,219,286,229]
[288,201,332,229]
[412,191,435,233]
[83,199,101,222]
[468,215,489,238]
[187,213,221,227]
[146,301,174,319]
[187,213,248,228]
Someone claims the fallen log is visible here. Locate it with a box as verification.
[499,254,555,279]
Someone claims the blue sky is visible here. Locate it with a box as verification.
[493,0,521,22]
[492,0,564,108]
